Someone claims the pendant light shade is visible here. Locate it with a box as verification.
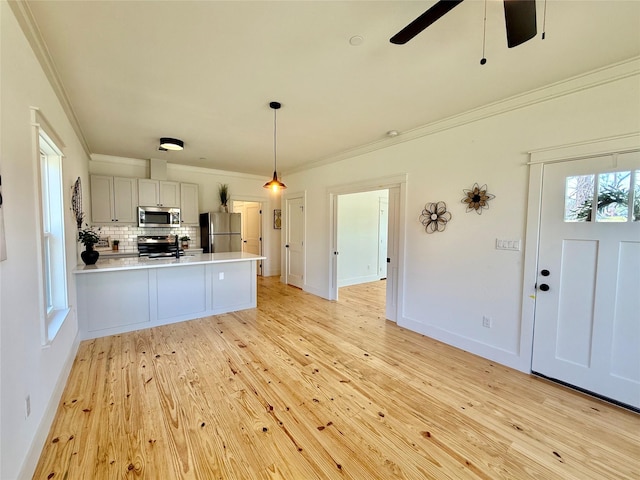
[263,101,286,191]
[160,137,184,151]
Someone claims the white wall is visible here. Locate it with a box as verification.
[0,3,89,478]
[284,63,640,373]
[89,155,282,276]
[337,190,388,287]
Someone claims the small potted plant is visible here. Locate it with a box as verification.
[180,235,190,249]
[78,225,101,265]
[218,183,230,212]
[112,239,120,252]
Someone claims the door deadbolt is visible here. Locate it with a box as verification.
[540,269,550,276]
[539,284,550,292]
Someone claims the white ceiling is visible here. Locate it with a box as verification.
[24,0,640,176]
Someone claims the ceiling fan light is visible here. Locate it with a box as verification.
[159,137,184,151]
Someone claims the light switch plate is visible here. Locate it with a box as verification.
[496,239,521,251]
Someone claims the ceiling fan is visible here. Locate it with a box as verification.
[390,0,537,48]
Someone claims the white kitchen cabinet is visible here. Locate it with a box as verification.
[138,179,180,207]
[90,175,137,224]
[180,182,199,225]
[75,253,264,339]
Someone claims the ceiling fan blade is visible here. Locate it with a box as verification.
[390,0,464,45]
[503,0,537,48]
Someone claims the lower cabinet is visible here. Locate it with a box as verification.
[76,260,258,339]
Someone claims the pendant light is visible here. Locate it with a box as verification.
[263,101,287,192]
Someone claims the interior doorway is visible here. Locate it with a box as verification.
[232,200,263,276]
[329,175,405,323]
[335,190,389,315]
[284,195,305,288]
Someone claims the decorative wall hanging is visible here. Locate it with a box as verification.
[462,183,495,214]
[419,201,452,233]
[71,177,84,228]
[273,209,282,229]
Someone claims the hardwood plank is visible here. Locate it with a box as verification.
[34,278,639,479]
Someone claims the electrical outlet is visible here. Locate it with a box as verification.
[25,395,31,418]
[219,272,224,280]
[482,316,492,328]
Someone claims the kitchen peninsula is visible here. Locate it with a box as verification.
[74,252,265,339]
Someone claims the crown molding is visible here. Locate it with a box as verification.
[287,56,640,175]
[8,0,91,157]
[90,154,266,181]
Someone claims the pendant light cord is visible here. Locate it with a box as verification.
[480,0,487,65]
[273,106,278,174]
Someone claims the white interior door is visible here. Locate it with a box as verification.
[532,152,640,409]
[242,203,261,254]
[285,196,305,288]
[378,198,388,279]
[385,187,400,322]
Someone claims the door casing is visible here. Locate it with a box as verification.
[328,174,407,323]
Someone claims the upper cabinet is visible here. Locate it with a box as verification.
[91,175,138,224]
[180,183,199,225]
[138,179,180,207]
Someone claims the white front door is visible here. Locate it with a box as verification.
[285,196,305,288]
[532,151,640,408]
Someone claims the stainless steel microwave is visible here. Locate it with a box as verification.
[138,206,181,227]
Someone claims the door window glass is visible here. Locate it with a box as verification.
[565,174,594,222]
[596,171,630,222]
[565,170,637,223]
[634,170,640,222]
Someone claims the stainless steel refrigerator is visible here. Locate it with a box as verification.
[199,212,242,253]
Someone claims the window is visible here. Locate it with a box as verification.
[565,169,638,223]
[34,111,70,343]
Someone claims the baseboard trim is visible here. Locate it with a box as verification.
[19,332,81,479]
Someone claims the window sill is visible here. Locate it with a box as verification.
[44,307,71,345]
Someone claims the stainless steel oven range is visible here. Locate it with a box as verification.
[137,235,183,258]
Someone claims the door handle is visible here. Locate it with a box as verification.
[285,244,289,248]
[539,284,550,292]
[540,269,550,276]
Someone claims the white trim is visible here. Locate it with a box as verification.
[287,58,640,175]
[18,332,81,480]
[528,132,640,165]
[12,0,90,156]
[327,174,408,321]
[90,154,269,182]
[31,108,70,345]
[520,136,640,374]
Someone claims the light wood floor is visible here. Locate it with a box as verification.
[35,277,639,479]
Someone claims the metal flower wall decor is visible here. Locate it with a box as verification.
[419,201,452,233]
[462,183,495,214]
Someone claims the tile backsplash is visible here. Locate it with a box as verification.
[94,225,200,253]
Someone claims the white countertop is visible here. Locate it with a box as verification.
[74,252,266,274]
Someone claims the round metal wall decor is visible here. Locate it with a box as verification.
[462,183,495,214]
[419,201,452,233]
